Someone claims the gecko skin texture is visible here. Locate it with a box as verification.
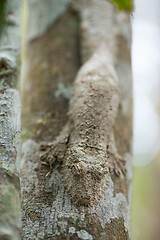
[61,50,122,206]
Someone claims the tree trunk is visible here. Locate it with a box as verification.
[21,0,132,239]
[0,0,21,239]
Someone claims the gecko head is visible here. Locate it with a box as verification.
[62,153,109,206]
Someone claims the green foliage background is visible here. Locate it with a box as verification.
[0,0,6,34]
[111,0,133,11]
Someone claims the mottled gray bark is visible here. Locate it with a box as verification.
[21,0,132,239]
[0,0,21,239]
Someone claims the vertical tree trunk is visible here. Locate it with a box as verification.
[0,0,21,239]
[21,0,132,239]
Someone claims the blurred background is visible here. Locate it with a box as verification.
[132,0,160,239]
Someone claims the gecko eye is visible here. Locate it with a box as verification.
[93,165,108,180]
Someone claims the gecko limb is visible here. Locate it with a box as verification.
[40,123,70,168]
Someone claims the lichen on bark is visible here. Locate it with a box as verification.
[0,0,22,239]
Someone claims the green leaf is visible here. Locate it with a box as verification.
[110,0,133,11]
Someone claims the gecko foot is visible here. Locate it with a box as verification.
[107,151,126,177]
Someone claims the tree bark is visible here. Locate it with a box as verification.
[0,0,21,239]
[21,0,132,239]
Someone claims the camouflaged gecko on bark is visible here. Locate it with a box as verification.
[40,0,126,206]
